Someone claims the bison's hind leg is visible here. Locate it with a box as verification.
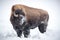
[38,23,47,33]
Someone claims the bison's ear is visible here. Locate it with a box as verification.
[12,5,15,12]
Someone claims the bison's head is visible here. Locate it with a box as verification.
[11,5,27,25]
[12,5,25,17]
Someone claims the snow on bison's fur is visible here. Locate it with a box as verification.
[10,4,49,38]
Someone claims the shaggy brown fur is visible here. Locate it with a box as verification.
[10,4,49,38]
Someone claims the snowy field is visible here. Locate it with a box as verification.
[0,0,60,40]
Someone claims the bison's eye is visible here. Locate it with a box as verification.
[15,10,20,14]
[15,9,22,14]
[15,12,18,15]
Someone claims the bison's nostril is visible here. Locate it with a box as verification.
[20,17,22,19]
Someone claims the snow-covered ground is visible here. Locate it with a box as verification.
[0,0,60,40]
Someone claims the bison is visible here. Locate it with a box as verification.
[10,4,49,38]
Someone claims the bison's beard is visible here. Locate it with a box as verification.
[20,16,26,25]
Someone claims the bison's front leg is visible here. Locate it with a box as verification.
[14,26,22,37]
[16,29,22,37]
[23,24,30,38]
